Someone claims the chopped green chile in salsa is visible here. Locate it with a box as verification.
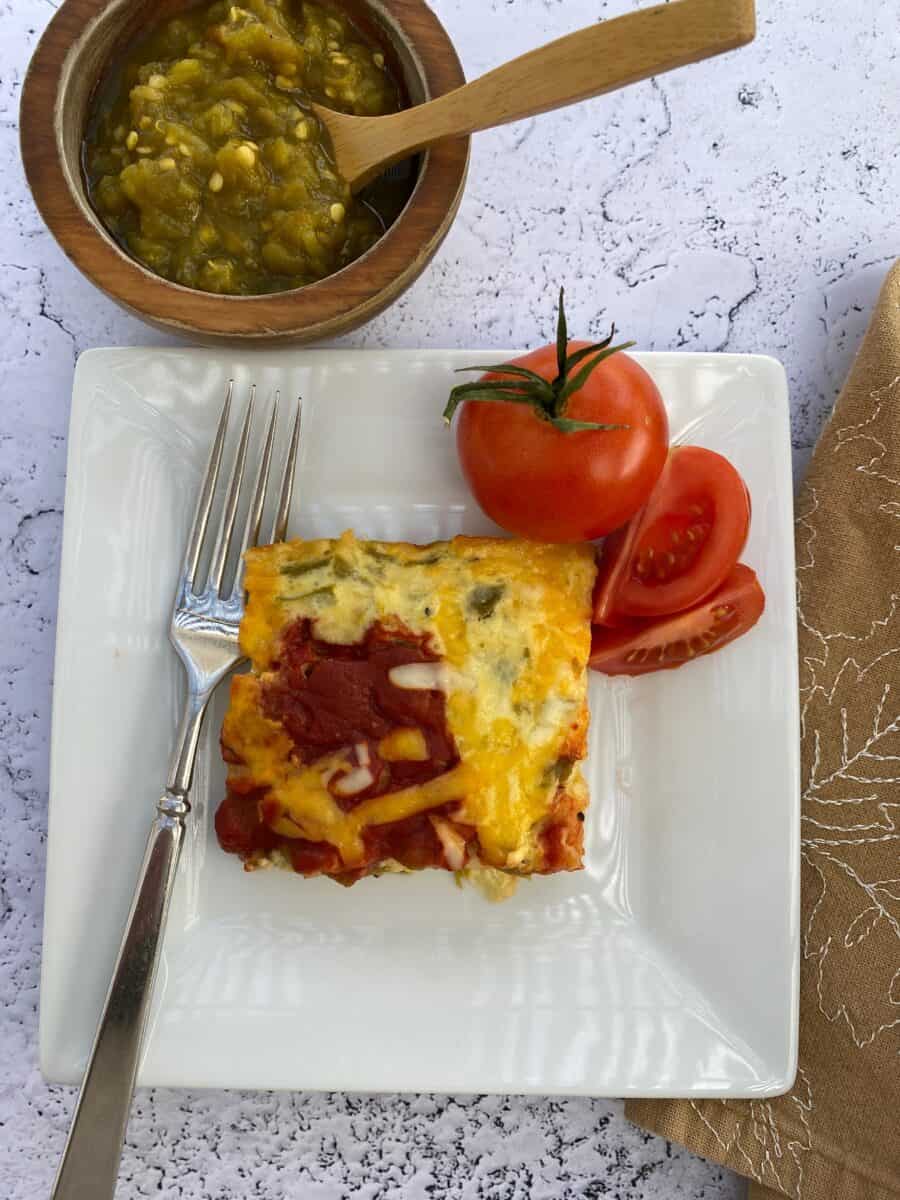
[83,0,409,295]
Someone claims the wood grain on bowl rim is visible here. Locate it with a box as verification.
[20,0,469,342]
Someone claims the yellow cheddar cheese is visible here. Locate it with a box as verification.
[219,531,596,882]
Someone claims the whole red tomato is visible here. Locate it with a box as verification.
[446,292,669,542]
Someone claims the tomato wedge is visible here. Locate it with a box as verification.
[593,446,751,624]
[589,564,765,676]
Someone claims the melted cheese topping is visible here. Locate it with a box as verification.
[226,531,595,872]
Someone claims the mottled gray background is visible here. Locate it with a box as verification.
[2,0,897,1195]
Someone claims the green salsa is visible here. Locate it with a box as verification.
[83,0,407,295]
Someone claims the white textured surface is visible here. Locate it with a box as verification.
[1,0,897,1194]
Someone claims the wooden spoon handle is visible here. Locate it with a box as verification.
[345,0,754,186]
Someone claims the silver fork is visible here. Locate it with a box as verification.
[50,383,302,1200]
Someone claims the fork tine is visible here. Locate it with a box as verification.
[271,397,301,543]
[230,392,279,600]
[208,384,255,595]
[184,381,232,593]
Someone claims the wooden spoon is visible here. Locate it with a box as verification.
[317,0,755,192]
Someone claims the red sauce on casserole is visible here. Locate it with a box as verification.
[215,619,464,875]
[215,793,468,877]
[214,786,280,857]
[260,618,458,801]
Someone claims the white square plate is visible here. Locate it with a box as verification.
[42,346,799,1096]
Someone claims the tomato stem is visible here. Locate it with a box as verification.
[443,287,635,431]
[555,284,569,384]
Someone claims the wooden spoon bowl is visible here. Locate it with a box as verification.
[20,0,469,343]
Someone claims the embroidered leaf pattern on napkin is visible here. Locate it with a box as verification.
[796,374,900,1052]
[627,264,900,1200]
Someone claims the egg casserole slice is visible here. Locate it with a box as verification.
[216,531,596,888]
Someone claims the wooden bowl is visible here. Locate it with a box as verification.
[20,0,468,342]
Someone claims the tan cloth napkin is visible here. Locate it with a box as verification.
[626,260,900,1200]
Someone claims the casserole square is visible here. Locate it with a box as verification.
[217,531,596,887]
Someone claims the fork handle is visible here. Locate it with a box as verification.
[50,797,188,1200]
